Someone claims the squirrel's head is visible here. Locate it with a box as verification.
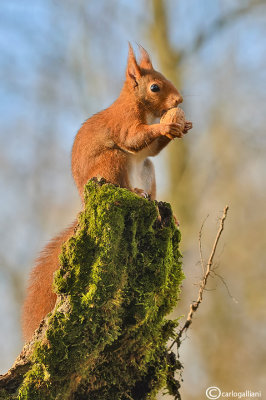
[125,43,183,118]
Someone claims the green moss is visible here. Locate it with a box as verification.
[15,179,184,399]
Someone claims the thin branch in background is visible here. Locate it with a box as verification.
[169,205,229,352]
[186,0,266,56]
[212,270,238,304]
[198,214,209,274]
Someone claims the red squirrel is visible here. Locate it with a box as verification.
[22,44,191,342]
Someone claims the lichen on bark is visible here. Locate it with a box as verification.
[0,179,184,400]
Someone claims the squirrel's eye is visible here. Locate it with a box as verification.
[150,84,160,92]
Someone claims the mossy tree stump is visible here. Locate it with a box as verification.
[0,179,184,400]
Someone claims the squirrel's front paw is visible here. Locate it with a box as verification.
[132,188,150,199]
[184,121,193,133]
[160,107,192,140]
[161,123,184,139]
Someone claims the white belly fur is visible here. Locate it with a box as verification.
[128,150,150,191]
[128,113,158,192]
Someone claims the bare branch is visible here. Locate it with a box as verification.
[169,205,229,350]
[212,270,238,304]
[187,0,266,55]
[198,214,209,274]
[151,0,266,64]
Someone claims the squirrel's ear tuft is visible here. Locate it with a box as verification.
[138,44,153,70]
[126,43,141,86]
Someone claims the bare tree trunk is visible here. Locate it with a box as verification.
[148,0,196,232]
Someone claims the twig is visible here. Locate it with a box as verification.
[212,270,238,304]
[169,205,229,350]
[198,214,209,274]
[188,0,265,55]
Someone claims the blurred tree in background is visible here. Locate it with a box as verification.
[0,1,265,399]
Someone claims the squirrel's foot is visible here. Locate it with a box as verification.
[132,188,150,199]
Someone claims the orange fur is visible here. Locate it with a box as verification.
[22,44,184,342]
[22,221,77,341]
[72,43,184,201]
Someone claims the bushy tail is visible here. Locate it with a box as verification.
[22,220,77,342]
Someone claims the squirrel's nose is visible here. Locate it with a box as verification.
[170,94,183,108]
[174,95,183,106]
